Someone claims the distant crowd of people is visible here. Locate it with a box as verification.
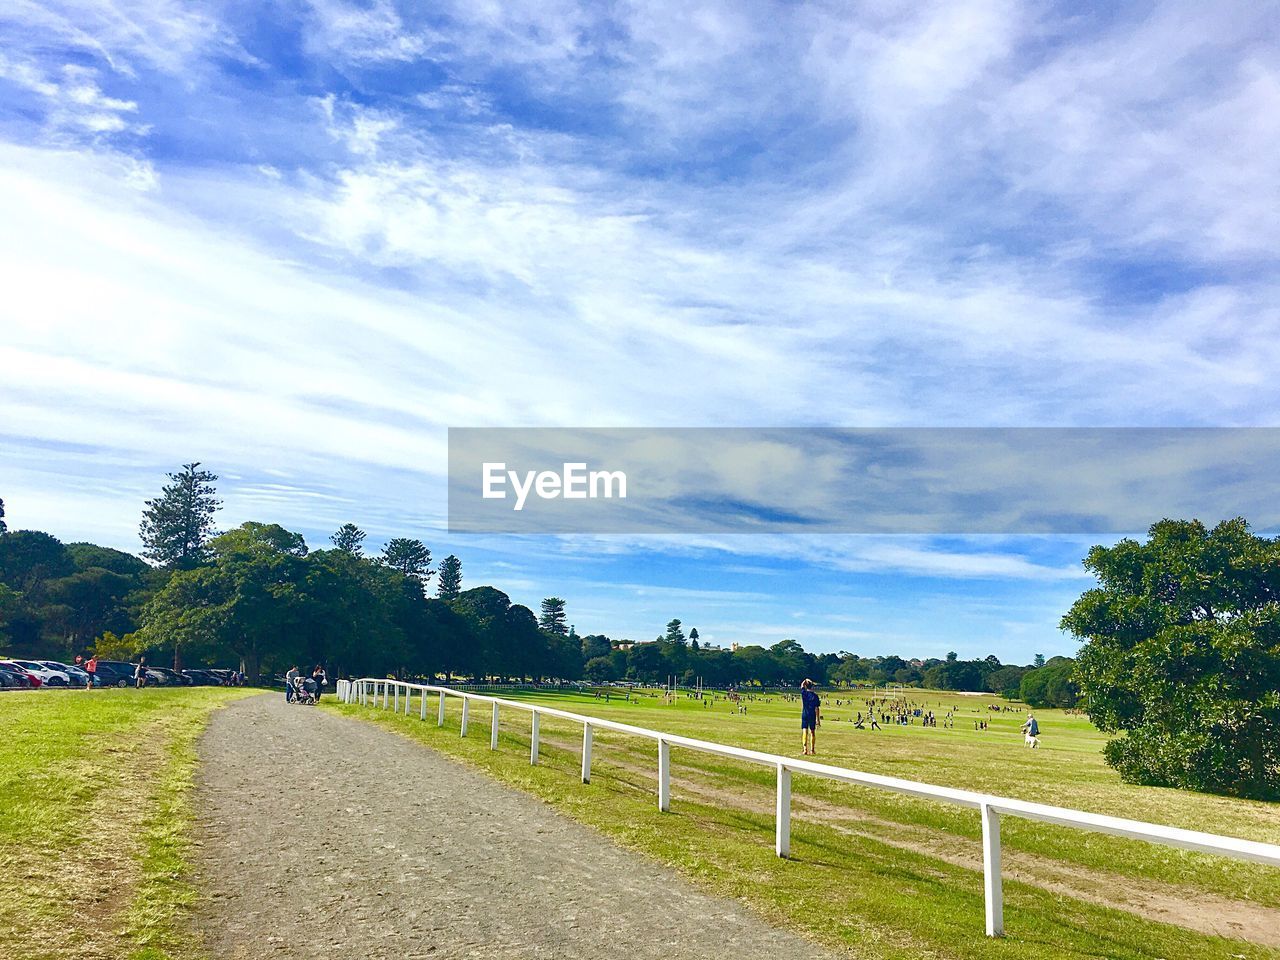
[792,685,1045,755]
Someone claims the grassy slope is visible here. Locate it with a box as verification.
[0,687,255,960]
[328,686,1280,960]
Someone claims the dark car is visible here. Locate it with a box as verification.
[93,660,137,688]
[0,662,36,689]
[182,669,220,685]
[146,667,191,686]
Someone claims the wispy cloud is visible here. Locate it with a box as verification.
[0,0,1273,656]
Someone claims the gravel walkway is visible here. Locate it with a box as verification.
[192,693,840,959]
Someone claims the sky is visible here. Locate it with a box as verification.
[1,1,1277,662]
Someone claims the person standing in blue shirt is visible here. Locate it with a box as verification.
[800,678,821,756]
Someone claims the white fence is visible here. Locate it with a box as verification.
[334,678,1280,938]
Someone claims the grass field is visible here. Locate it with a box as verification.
[330,685,1280,960]
[0,687,256,960]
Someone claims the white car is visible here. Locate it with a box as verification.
[10,660,72,687]
[42,661,94,686]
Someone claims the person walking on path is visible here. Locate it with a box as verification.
[285,665,300,703]
[311,664,327,702]
[134,657,148,689]
[84,655,97,690]
[800,678,821,755]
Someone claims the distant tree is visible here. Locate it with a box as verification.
[689,627,699,643]
[381,538,432,582]
[1033,652,1046,668]
[664,618,686,645]
[580,633,612,661]
[539,597,567,635]
[0,497,6,535]
[436,555,462,601]
[1018,661,1078,708]
[330,523,366,556]
[1063,517,1280,800]
[986,665,1028,699]
[946,650,958,663]
[139,463,221,569]
[66,542,149,576]
[584,656,615,683]
[0,530,74,592]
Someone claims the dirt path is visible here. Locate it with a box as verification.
[192,694,840,960]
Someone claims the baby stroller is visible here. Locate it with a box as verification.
[291,675,318,705]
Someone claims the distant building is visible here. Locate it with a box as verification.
[614,640,636,651]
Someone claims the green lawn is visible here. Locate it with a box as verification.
[0,687,255,960]
[330,685,1280,960]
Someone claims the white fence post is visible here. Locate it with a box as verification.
[438,691,446,726]
[460,697,469,736]
[530,712,540,765]
[491,702,500,750]
[658,739,670,812]
[419,688,427,720]
[381,682,387,709]
[982,802,1004,937]
[776,764,791,858]
[393,684,399,713]
[581,723,593,783]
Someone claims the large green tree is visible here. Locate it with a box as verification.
[139,463,221,568]
[1062,518,1280,800]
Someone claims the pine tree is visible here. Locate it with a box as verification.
[0,497,6,536]
[381,537,432,580]
[436,555,462,601]
[664,618,686,645]
[330,523,366,556]
[540,597,567,635]
[139,463,221,568]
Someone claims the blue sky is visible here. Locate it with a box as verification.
[1,1,1277,662]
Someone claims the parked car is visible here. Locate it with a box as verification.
[0,662,35,689]
[144,667,191,686]
[182,669,222,685]
[92,660,137,688]
[10,659,71,687]
[0,661,42,687]
[41,661,101,687]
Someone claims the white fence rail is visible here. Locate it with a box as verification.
[333,678,1280,938]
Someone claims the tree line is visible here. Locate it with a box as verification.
[0,470,1060,697]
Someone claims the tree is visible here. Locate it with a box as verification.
[580,634,611,661]
[381,538,432,587]
[1019,660,1078,708]
[539,597,567,635]
[1062,518,1280,800]
[664,618,686,645]
[1033,653,1046,668]
[0,530,74,592]
[986,665,1028,699]
[139,463,221,569]
[330,523,366,556]
[584,656,614,683]
[0,497,6,535]
[436,555,462,601]
[66,542,149,576]
[689,627,699,644]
